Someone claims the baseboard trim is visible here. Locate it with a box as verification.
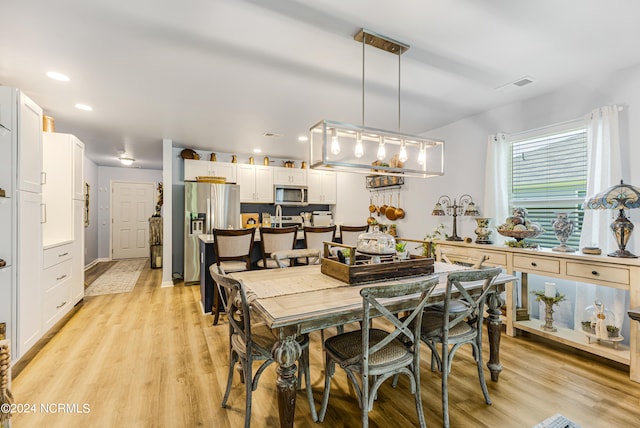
[161,280,174,288]
[84,257,111,271]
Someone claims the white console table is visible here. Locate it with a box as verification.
[436,240,640,383]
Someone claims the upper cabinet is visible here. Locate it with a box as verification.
[237,164,274,203]
[307,170,337,205]
[273,167,307,186]
[17,91,43,193]
[42,132,84,247]
[184,159,237,183]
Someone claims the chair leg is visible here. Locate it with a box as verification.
[212,281,223,325]
[222,349,237,408]
[474,340,491,405]
[243,358,253,428]
[299,348,318,422]
[318,355,334,422]
[441,345,450,428]
[413,364,427,428]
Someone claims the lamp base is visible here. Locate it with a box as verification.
[608,249,638,258]
[446,236,463,242]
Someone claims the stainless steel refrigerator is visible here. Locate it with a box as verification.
[184,181,241,283]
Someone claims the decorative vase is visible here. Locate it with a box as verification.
[542,300,557,332]
[552,213,575,252]
[474,217,493,244]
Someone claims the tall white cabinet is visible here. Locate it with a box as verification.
[0,87,44,360]
[42,132,85,331]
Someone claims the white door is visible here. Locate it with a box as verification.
[111,182,155,259]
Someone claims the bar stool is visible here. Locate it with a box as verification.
[301,225,336,264]
[339,225,369,247]
[257,226,297,269]
[211,227,256,325]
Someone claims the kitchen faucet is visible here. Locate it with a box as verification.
[275,204,282,228]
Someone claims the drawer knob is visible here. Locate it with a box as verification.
[531,262,537,267]
[58,252,69,257]
[56,274,67,281]
[592,270,599,276]
[56,301,67,309]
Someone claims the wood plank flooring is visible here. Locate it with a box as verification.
[10,264,640,427]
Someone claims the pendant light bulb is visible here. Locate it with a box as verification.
[354,132,364,158]
[330,128,341,155]
[377,136,386,161]
[417,143,426,165]
[399,140,408,163]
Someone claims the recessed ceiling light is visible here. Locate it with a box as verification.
[119,157,135,166]
[75,103,93,111]
[253,148,262,153]
[46,71,70,82]
[298,136,308,142]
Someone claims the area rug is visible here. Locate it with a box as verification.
[533,414,581,428]
[84,259,147,296]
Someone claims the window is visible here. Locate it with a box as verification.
[508,126,588,248]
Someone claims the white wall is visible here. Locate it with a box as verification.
[97,166,162,259]
[84,157,99,266]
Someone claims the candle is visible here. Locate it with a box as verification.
[155,256,162,268]
[544,282,556,298]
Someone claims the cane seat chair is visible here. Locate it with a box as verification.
[418,267,502,428]
[210,266,318,427]
[318,276,439,428]
[257,226,298,269]
[339,225,369,248]
[211,227,256,325]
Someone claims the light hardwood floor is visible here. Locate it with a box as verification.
[10,264,640,427]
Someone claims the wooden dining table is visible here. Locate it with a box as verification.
[230,262,516,428]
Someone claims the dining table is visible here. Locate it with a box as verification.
[229,262,516,428]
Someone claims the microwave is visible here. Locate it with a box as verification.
[274,185,308,206]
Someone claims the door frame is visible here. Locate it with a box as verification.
[109,180,156,260]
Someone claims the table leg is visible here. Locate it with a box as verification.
[272,328,302,428]
[486,291,505,382]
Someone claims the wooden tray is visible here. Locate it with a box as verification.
[321,240,434,284]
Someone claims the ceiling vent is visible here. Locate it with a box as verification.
[495,76,536,93]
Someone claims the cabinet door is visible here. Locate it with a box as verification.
[321,171,337,204]
[17,190,43,358]
[0,86,13,131]
[236,164,256,202]
[72,199,85,304]
[42,133,73,247]
[183,159,211,181]
[273,167,307,186]
[254,166,274,203]
[210,162,237,183]
[72,136,85,200]
[17,92,43,193]
[307,170,323,204]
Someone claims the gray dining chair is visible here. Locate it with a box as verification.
[211,227,256,325]
[318,276,439,428]
[209,266,318,427]
[418,267,502,428]
[257,226,298,268]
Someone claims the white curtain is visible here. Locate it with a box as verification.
[575,105,626,331]
[483,133,509,244]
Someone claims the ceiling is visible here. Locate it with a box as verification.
[2,1,640,170]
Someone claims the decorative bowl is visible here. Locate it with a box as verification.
[496,229,541,241]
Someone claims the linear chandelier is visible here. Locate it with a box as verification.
[309,29,444,178]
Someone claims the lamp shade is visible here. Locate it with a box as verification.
[583,180,640,210]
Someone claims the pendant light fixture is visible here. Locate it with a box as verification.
[309,29,444,178]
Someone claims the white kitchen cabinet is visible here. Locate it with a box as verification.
[17,189,43,356]
[72,199,85,304]
[237,164,274,203]
[72,137,85,200]
[43,133,74,247]
[273,167,307,186]
[17,92,43,193]
[0,86,12,131]
[183,159,237,183]
[307,170,337,204]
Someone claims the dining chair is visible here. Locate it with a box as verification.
[418,267,502,428]
[211,227,256,325]
[209,266,318,426]
[257,226,298,269]
[339,225,369,248]
[301,225,336,264]
[318,276,439,428]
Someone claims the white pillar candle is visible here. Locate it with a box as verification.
[155,256,162,268]
[544,282,556,298]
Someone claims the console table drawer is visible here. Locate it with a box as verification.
[566,261,629,286]
[513,255,560,274]
[438,246,507,267]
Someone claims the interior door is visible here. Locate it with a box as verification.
[111,181,155,259]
